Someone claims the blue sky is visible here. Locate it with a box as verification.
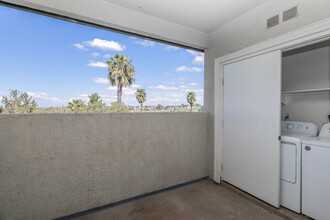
[0,6,204,107]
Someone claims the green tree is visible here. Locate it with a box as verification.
[0,106,3,113]
[88,92,101,104]
[85,93,107,112]
[67,99,85,113]
[186,91,196,112]
[108,102,129,112]
[106,54,136,103]
[135,89,146,111]
[156,104,163,110]
[2,89,37,113]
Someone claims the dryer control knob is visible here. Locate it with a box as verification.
[286,124,294,129]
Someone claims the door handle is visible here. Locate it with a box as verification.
[305,146,311,151]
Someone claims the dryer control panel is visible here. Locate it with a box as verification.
[281,121,317,136]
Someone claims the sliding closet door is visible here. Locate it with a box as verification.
[223,50,281,207]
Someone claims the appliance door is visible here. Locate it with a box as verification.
[280,140,301,213]
[302,144,330,220]
[280,141,297,183]
[223,50,282,207]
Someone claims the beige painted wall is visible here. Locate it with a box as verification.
[0,113,209,220]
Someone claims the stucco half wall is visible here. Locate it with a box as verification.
[0,112,209,220]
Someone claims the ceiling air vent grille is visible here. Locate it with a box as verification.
[283,6,298,22]
[267,14,279,29]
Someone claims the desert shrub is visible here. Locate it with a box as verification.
[108,102,129,112]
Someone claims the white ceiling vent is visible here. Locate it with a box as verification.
[283,6,298,22]
[267,14,279,29]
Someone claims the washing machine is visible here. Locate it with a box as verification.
[301,123,330,220]
[280,121,317,213]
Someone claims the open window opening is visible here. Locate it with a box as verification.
[0,4,204,114]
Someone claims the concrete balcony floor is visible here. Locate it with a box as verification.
[70,179,308,220]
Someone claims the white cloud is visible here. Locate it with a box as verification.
[93,77,109,84]
[107,84,141,89]
[131,84,142,88]
[106,87,116,91]
[92,52,100,57]
[27,92,64,103]
[106,86,136,95]
[147,93,185,105]
[193,55,204,65]
[179,85,188,89]
[135,40,155,47]
[123,88,136,95]
[184,89,204,93]
[77,94,89,102]
[74,43,86,50]
[187,49,204,65]
[188,83,199,86]
[103,54,111,58]
[165,45,179,51]
[179,77,185,81]
[84,38,126,51]
[186,50,202,56]
[176,66,203,72]
[87,61,107,68]
[149,85,178,90]
[0,92,5,100]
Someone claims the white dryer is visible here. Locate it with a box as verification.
[301,123,330,220]
[280,121,317,213]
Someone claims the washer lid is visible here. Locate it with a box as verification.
[281,131,313,142]
[302,137,330,148]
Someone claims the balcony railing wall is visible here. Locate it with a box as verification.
[0,112,209,219]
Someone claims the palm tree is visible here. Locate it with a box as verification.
[186,91,196,112]
[135,89,146,111]
[106,54,136,103]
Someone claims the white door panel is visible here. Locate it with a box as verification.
[223,50,281,207]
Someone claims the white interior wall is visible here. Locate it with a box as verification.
[205,0,330,180]
[281,92,330,131]
[208,0,330,54]
[282,42,330,131]
[2,0,208,49]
